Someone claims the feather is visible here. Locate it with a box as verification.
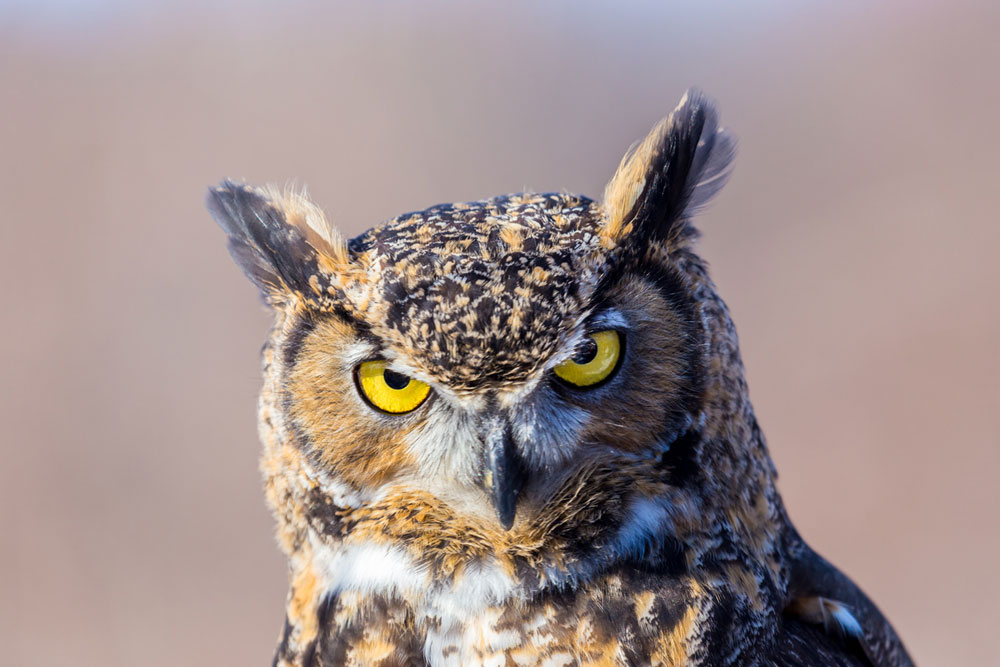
[206,180,349,304]
[602,88,736,248]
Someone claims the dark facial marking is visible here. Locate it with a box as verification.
[594,257,704,415]
[654,428,702,488]
[283,307,372,369]
[283,315,318,368]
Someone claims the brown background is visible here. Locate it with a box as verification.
[2,1,998,664]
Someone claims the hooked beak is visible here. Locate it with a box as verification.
[478,420,525,531]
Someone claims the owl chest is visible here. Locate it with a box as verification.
[298,532,779,665]
[307,574,720,667]
[309,593,638,667]
[417,595,659,667]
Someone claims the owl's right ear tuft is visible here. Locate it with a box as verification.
[601,89,736,251]
[206,181,351,306]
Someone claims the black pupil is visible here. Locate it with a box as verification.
[383,369,411,390]
[572,337,599,365]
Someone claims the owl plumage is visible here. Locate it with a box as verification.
[207,90,913,667]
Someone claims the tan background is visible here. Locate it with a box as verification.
[2,1,998,664]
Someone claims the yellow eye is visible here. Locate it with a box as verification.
[356,360,430,414]
[553,330,622,388]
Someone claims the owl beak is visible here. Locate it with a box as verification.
[479,422,525,531]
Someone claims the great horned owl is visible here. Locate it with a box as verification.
[208,90,913,666]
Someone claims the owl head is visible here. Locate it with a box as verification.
[209,90,776,579]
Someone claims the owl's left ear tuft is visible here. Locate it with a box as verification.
[601,89,735,250]
[206,180,352,306]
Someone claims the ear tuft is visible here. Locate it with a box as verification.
[206,180,350,305]
[602,89,735,249]
[259,184,350,267]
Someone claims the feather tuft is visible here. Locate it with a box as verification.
[602,88,735,249]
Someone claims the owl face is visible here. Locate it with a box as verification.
[209,90,735,544]
[278,200,702,530]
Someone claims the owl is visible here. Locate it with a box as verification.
[208,90,913,667]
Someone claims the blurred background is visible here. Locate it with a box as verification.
[2,0,998,664]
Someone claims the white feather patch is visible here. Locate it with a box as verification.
[312,539,429,599]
